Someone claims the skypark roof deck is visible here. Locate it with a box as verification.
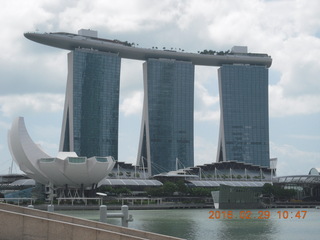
[24,31,272,67]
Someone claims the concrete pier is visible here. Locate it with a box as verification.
[0,203,184,240]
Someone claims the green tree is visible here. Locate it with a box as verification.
[116,187,131,194]
[262,183,273,195]
[189,187,218,197]
[134,173,140,178]
[145,187,163,197]
[262,183,296,201]
[176,180,188,194]
[162,182,178,196]
[97,185,113,193]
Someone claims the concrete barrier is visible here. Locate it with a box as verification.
[0,203,184,240]
[0,209,146,240]
[100,205,133,227]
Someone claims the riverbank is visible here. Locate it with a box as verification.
[263,202,320,209]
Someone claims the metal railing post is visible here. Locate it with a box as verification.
[47,204,54,212]
[99,205,107,223]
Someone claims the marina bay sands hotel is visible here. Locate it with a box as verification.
[25,29,272,176]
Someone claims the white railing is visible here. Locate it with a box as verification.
[0,198,36,205]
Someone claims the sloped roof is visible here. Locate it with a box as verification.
[98,178,163,187]
[187,180,269,187]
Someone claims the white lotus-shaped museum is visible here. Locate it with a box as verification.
[8,117,115,188]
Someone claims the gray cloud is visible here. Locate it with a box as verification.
[0,0,319,175]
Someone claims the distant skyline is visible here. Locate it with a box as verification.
[0,0,319,176]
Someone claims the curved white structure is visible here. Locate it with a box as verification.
[309,168,320,175]
[8,117,115,187]
[8,117,50,184]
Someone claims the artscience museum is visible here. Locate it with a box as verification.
[8,117,115,191]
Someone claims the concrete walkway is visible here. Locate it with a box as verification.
[0,203,185,240]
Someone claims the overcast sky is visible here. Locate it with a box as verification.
[0,0,319,176]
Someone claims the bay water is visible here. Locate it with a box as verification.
[57,208,320,240]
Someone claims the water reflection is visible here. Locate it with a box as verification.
[127,209,199,239]
[57,208,319,240]
[120,209,278,240]
[215,217,277,240]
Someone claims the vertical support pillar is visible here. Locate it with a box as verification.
[100,205,107,223]
[121,205,129,227]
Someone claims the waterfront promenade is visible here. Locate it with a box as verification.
[263,202,320,209]
[34,202,213,211]
[0,203,184,240]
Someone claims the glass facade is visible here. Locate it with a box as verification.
[95,157,108,162]
[219,184,263,209]
[68,157,86,164]
[60,48,121,159]
[138,59,194,175]
[217,65,270,167]
[39,158,55,163]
